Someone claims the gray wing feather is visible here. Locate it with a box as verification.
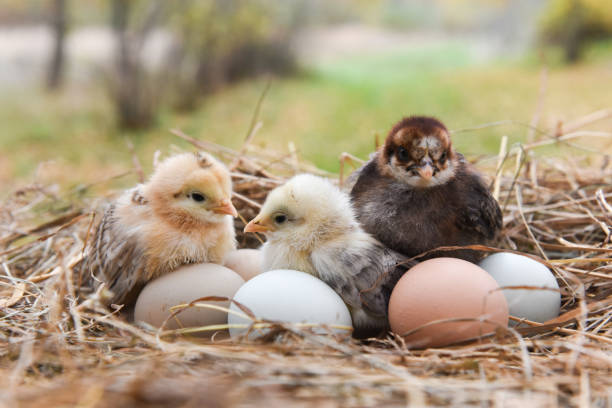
[312,240,410,318]
[86,204,146,305]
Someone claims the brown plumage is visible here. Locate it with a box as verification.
[347,116,502,263]
[85,152,238,307]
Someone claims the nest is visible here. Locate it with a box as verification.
[1,111,612,407]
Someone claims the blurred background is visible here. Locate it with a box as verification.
[1,0,611,190]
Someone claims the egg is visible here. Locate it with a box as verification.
[228,269,353,338]
[478,252,560,324]
[134,263,245,336]
[223,249,263,281]
[388,258,508,348]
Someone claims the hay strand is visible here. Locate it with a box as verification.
[2,111,612,406]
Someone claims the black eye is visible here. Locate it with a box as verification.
[190,192,206,202]
[396,146,410,162]
[274,214,287,224]
[440,152,447,164]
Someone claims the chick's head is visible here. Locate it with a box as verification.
[245,174,355,250]
[379,116,458,188]
[144,152,237,226]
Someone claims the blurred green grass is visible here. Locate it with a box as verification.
[1,40,611,190]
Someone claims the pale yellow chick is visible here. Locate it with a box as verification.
[244,174,413,334]
[86,152,238,307]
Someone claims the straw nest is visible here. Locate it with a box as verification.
[1,110,612,407]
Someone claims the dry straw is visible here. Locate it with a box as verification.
[1,107,612,406]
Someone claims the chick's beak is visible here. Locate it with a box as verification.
[244,218,272,233]
[211,199,238,217]
[417,162,434,181]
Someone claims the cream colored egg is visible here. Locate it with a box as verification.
[223,249,263,281]
[134,263,245,336]
[228,269,353,338]
[388,258,508,348]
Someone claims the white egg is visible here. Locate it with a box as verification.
[479,252,560,324]
[228,269,353,338]
[134,263,245,336]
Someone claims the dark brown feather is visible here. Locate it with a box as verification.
[350,152,502,263]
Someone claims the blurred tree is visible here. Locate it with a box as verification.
[47,0,67,90]
[110,0,166,129]
[539,0,612,63]
[166,0,300,110]
[105,0,302,126]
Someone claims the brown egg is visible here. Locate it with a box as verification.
[223,249,263,281]
[388,257,508,348]
[134,263,244,337]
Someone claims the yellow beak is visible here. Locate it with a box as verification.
[244,218,272,233]
[211,200,238,217]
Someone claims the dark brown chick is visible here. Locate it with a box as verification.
[347,116,502,263]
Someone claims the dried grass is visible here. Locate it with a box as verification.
[1,110,612,407]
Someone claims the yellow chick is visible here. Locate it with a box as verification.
[86,152,238,307]
[244,174,413,334]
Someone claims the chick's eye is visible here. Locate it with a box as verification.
[189,192,206,202]
[439,152,447,163]
[396,146,409,162]
[274,214,287,224]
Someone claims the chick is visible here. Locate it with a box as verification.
[86,152,238,307]
[244,174,413,334]
[347,116,502,263]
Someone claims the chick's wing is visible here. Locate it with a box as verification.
[455,167,503,241]
[87,204,147,305]
[311,239,409,317]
